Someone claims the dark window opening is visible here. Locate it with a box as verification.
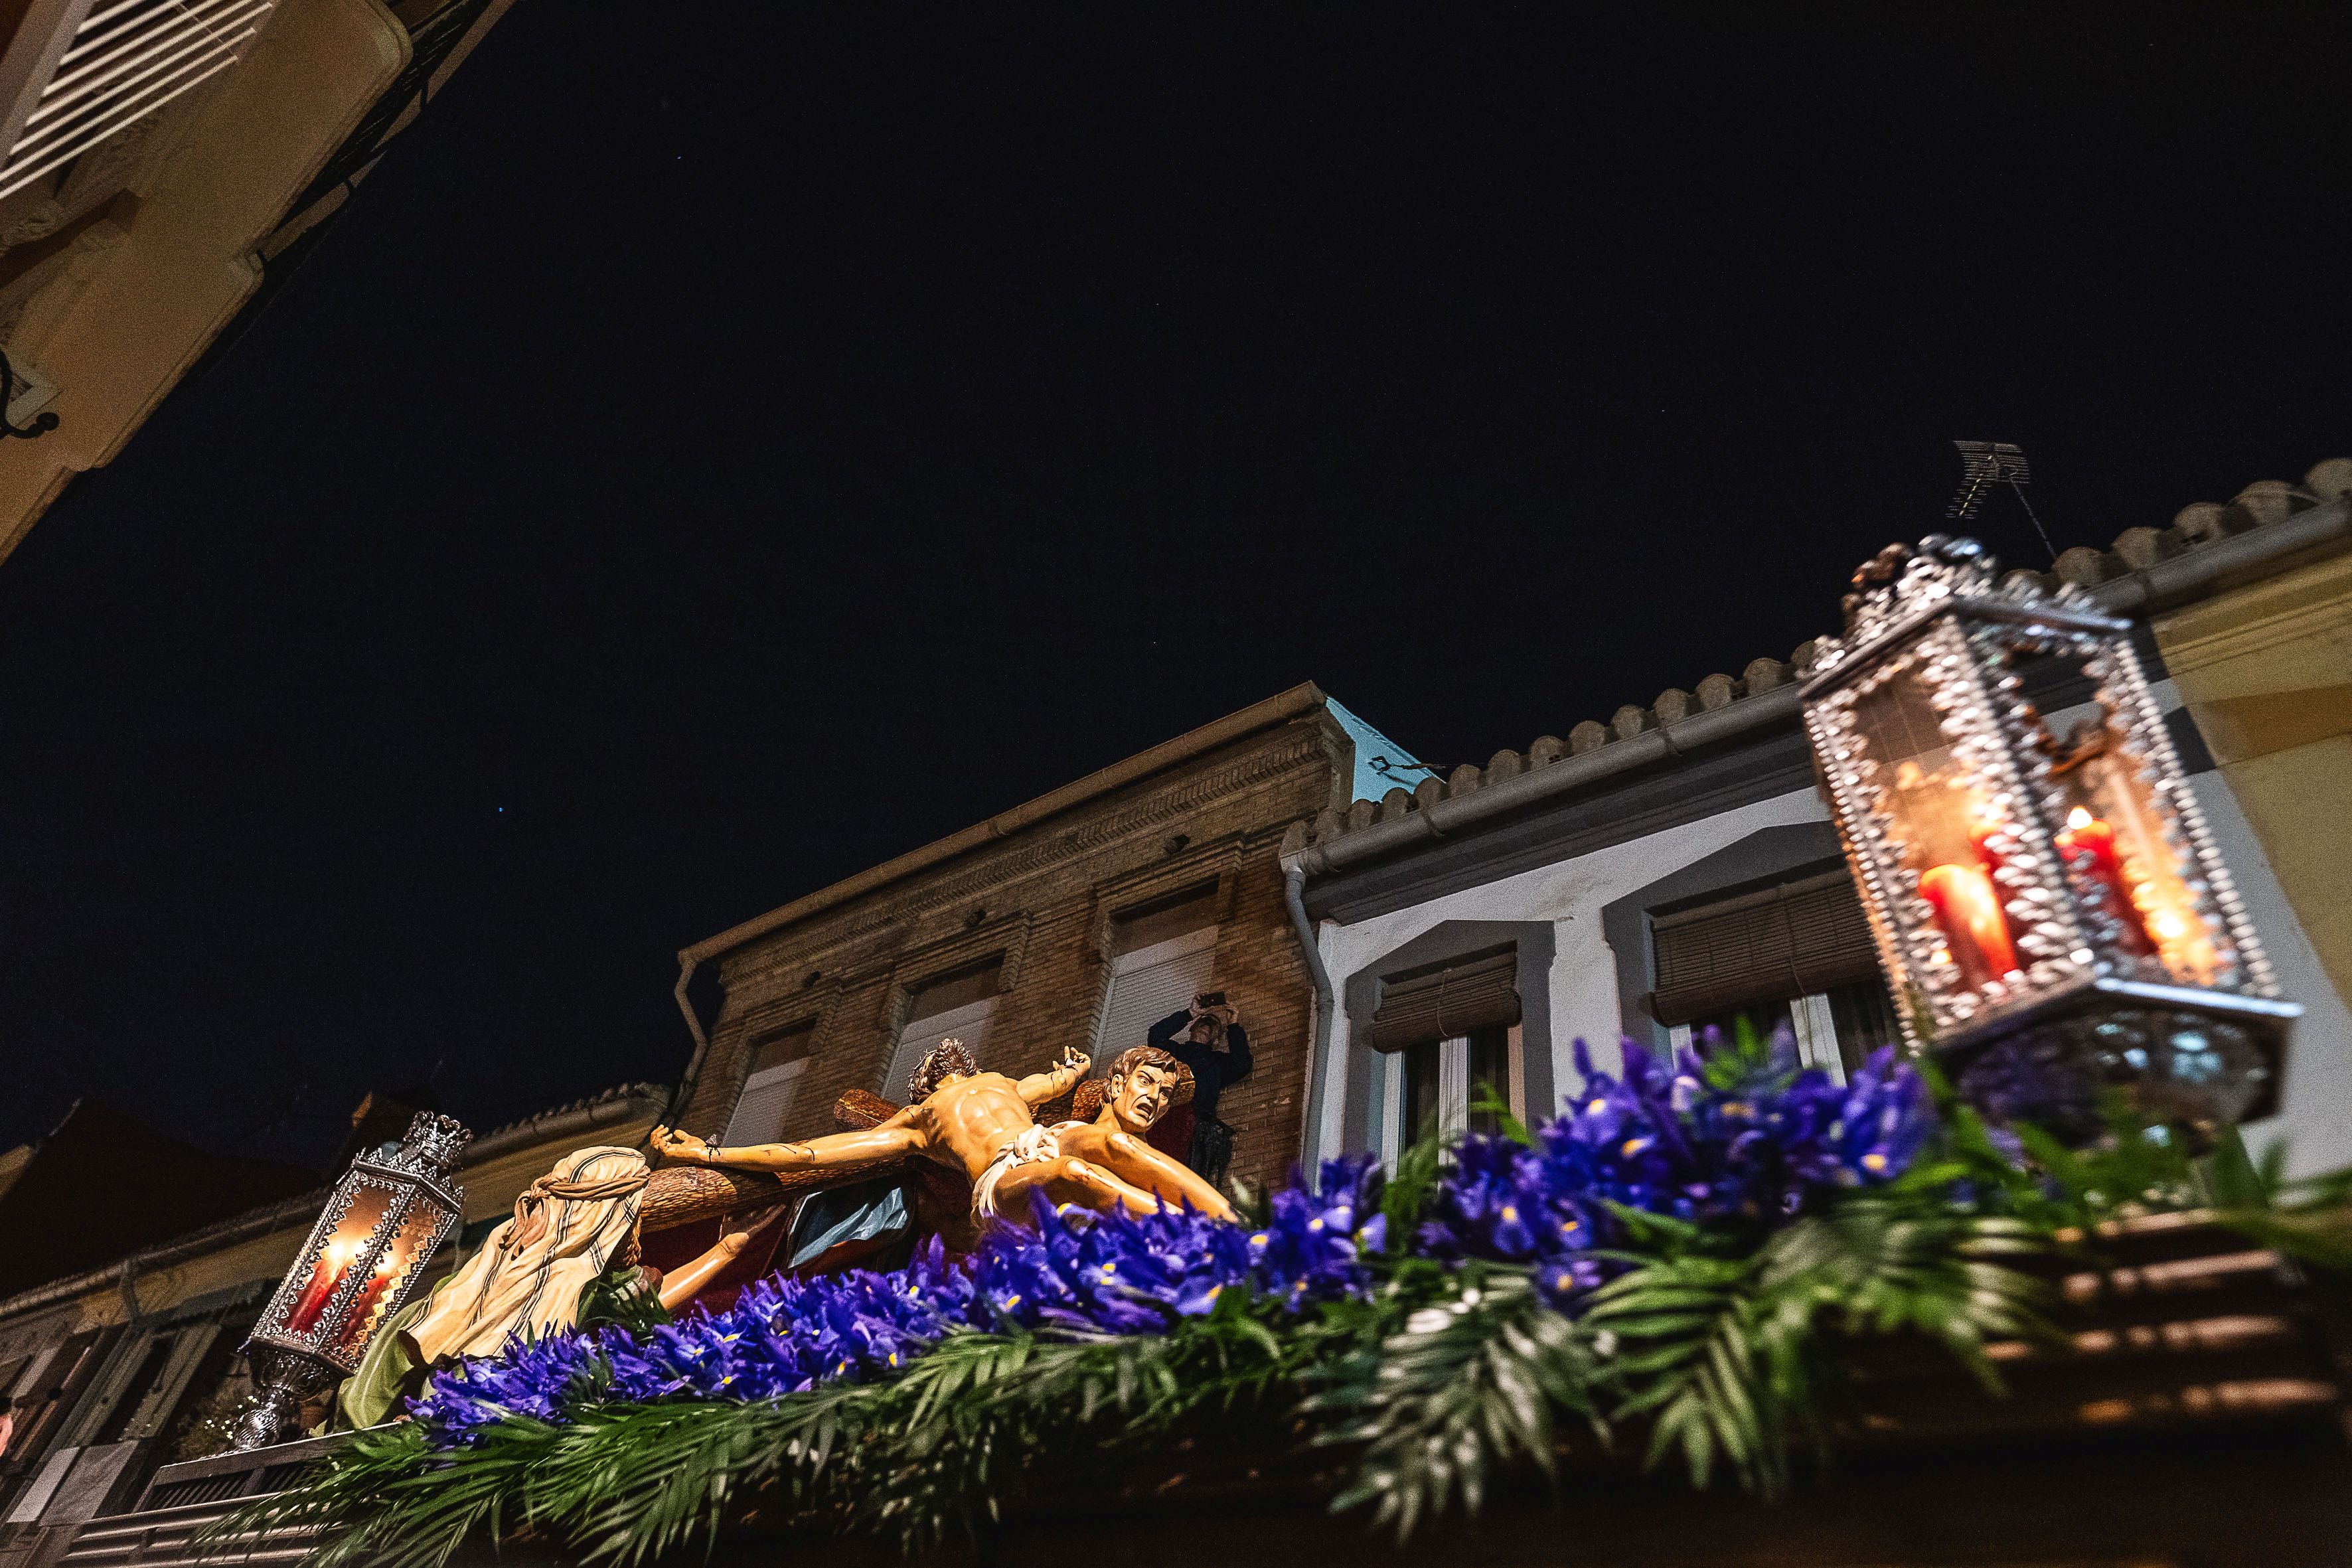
[1466,1026,1511,1137]
[1401,1039,1442,1142]
[1826,977,1903,1071]
[94,1334,180,1446]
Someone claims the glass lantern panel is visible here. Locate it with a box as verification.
[1849,657,2025,999]
[329,1194,447,1360]
[2014,652,2233,990]
[284,1182,392,1339]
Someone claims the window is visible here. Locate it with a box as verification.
[1395,1026,1515,1147]
[3,1328,108,1480]
[882,962,1002,1102]
[1373,949,1525,1164]
[1095,884,1220,1065]
[91,1324,222,1447]
[1651,870,1899,1081]
[0,0,279,204]
[721,1018,817,1147]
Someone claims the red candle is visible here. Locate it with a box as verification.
[2057,807,2153,953]
[1920,860,2020,988]
[333,1265,397,1354]
[285,1239,356,1336]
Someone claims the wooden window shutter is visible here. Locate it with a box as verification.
[1368,949,1520,1051]
[1650,869,1880,1027]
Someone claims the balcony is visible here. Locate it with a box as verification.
[0,0,273,203]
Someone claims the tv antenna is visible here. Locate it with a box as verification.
[1948,440,2057,563]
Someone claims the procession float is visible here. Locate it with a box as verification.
[114,539,2352,1567]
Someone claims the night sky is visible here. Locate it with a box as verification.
[0,5,2345,1166]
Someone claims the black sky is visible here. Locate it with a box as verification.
[0,4,2345,1165]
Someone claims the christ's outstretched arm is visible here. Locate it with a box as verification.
[651,1123,925,1174]
[1016,1046,1089,1107]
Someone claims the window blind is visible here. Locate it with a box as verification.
[1368,949,1520,1051]
[1095,925,1217,1063]
[882,995,998,1103]
[723,1059,807,1147]
[1650,869,1881,1027]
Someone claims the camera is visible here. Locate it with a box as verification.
[1194,991,1225,1010]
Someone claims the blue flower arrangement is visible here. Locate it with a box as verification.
[410,1030,1926,1446]
[236,1025,2342,1568]
[410,1152,1389,1447]
[1418,1034,1933,1302]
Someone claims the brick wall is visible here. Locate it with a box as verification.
[674,705,1348,1192]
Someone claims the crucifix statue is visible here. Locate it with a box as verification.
[653,1040,1233,1224]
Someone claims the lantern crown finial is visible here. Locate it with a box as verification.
[1839,533,1999,629]
[381,1111,470,1184]
[1816,532,2051,680]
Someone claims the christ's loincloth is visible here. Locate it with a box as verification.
[972,1124,1064,1221]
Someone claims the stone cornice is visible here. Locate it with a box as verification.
[718,731,1332,990]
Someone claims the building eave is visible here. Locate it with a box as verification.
[679,682,1334,968]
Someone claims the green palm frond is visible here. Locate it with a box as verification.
[1309,1269,1604,1538]
[1580,1187,2051,1500]
[1380,1126,1449,1253]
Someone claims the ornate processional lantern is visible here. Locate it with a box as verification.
[230,1113,469,1450]
[1800,534,2298,1135]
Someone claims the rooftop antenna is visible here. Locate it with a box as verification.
[1949,439,2057,563]
[1368,754,1441,786]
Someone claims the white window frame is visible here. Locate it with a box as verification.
[1667,995,1849,1085]
[1378,1023,1526,1168]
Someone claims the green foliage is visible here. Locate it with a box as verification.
[1921,1067,2352,1275]
[1379,1123,1447,1255]
[1468,1082,1534,1148]
[214,1283,1392,1568]
[1590,1188,2042,1498]
[220,1079,2352,1567]
[1695,1009,1788,1094]
[576,1269,671,1338]
[1311,1267,1601,1536]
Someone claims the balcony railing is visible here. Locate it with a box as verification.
[0,0,272,203]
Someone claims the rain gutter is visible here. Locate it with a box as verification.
[1292,501,2349,888]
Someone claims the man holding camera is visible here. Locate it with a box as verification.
[1146,992,1253,1186]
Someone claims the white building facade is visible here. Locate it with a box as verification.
[1287,488,2352,1178]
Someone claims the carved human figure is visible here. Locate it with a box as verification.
[653,1040,1234,1224]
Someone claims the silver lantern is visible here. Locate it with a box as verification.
[1800,535,2297,1134]
[230,1113,469,1450]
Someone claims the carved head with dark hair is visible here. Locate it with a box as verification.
[1101,1044,1193,1134]
[908,1037,979,1103]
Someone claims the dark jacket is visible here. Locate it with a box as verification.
[1147,1009,1253,1124]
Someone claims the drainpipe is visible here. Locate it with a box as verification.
[663,954,712,1133]
[1281,849,1338,1169]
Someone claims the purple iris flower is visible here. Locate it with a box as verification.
[1420,1030,1933,1307]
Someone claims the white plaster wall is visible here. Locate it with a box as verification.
[2187,771,2352,1176]
[1311,765,2352,1176]
[1311,785,1830,1162]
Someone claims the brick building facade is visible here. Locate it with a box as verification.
[670,685,1379,1191]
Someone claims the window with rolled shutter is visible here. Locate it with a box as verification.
[1649,870,1881,1028]
[1371,949,1526,1164]
[723,1019,817,1145]
[882,962,1003,1102]
[1095,925,1217,1061]
[1368,949,1520,1051]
